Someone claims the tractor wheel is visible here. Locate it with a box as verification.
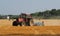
[13,21,18,26]
[22,22,25,26]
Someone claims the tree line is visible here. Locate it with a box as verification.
[31,9,60,19]
[0,15,19,19]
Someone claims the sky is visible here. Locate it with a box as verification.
[0,0,60,15]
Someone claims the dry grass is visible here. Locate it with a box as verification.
[0,19,60,36]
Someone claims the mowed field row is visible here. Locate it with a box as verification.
[0,26,60,35]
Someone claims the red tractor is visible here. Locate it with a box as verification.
[12,13,33,26]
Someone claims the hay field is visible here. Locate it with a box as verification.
[0,19,60,36]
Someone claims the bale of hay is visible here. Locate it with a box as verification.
[33,22,44,26]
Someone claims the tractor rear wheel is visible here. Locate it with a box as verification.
[13,21,18,26]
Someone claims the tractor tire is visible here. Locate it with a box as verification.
[13,21,18,26]
[18,22,22,26]
[25,22,30,26]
